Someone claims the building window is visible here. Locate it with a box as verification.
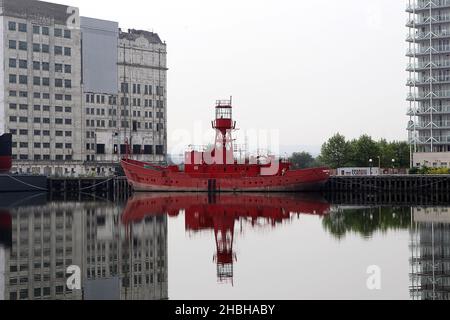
[19,60,27,69]
[9,103,17,110]
[156,145,164,155]
[54,28,62,37]
[33,25,40,34]
[9,59,16,68]
[54,46,63,55]
[65,79,72,88]
[33,61,40,70]
[18,23,27,32]
[42,27,49,35]
[8,21,16,31]
[42,44,49,53]
[19,75,28,85]
[9,40,16,49]
[64,47,71,56]
[18,41,27,51]
[9,90,17,97]
[64,30,71,39]
[42,62,50,71]
[33,43,40,52]
[33,77,40,86]
[55,79,63,87]
[42,78,50,86]
[9,74,17,83]
[64,65,71,73]
[55,63,63,72]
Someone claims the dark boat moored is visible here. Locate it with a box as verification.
[0,133,12,174]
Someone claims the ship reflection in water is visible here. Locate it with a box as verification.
[0,192,450,300]
[122,193,330,285]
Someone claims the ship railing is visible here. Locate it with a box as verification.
[216,100,232,107]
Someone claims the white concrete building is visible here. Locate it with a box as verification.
[0,0,168,177]
[0,0,83,174]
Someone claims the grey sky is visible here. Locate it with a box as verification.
[53,0,406,154]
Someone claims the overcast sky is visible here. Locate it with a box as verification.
[53,0,406,154]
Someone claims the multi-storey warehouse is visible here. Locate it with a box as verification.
[0,0,167,176]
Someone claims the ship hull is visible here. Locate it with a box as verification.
[121,159,330,192]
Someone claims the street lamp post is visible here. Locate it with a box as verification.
[369,158,373,175]
[392,159,396,169]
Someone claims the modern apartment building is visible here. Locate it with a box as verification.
[0,0,168,176]
[407,0,450,167]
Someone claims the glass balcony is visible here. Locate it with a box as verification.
[407,91,450,100]
[407,30,450,42]
[407,15,450,27]
[411,105,450,114]
[407,45,450,56]
[407,60,450,71]
[407,75,450,86]
[416,135,450,144]
[407,0,450,13]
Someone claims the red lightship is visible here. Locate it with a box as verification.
[121,99,330,192]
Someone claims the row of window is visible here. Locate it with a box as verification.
[9,117,72,125]
[9,59,71,73]
[9,74,72,88]
[13,155,73,161]
[85,94,117,105]
[9,104,72,112]
[120,83,164,96]
[8,21,72,39]
[9,91,72,101]
[13,142,72,149]
[91,144,164,155]
[119,97,164,108]
[9,40,72,56]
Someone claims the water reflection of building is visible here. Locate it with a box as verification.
[410,207,450,300]
[122,193,330,284]
[3,203,84,300]
[0,201,168,300]
[84,206,168,300]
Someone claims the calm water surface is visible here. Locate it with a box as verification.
[0,192,448,300]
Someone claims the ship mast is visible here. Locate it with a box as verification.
[212,97,236,165]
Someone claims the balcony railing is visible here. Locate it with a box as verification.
[410,121,450,129]
[407,0,450,12]
[407,15,450,26]
[407,30,450,41]
[407,75,450,85]
[407,60,450,70]
[416,136,450,144]
[407,91,450,99]
[409,105,450,114]
[407,45,450,56]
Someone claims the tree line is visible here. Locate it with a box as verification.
[290,133,410,169]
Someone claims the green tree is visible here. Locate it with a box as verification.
[318,133,351,169]
[349,135,380,167]
[290,152,316,169]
